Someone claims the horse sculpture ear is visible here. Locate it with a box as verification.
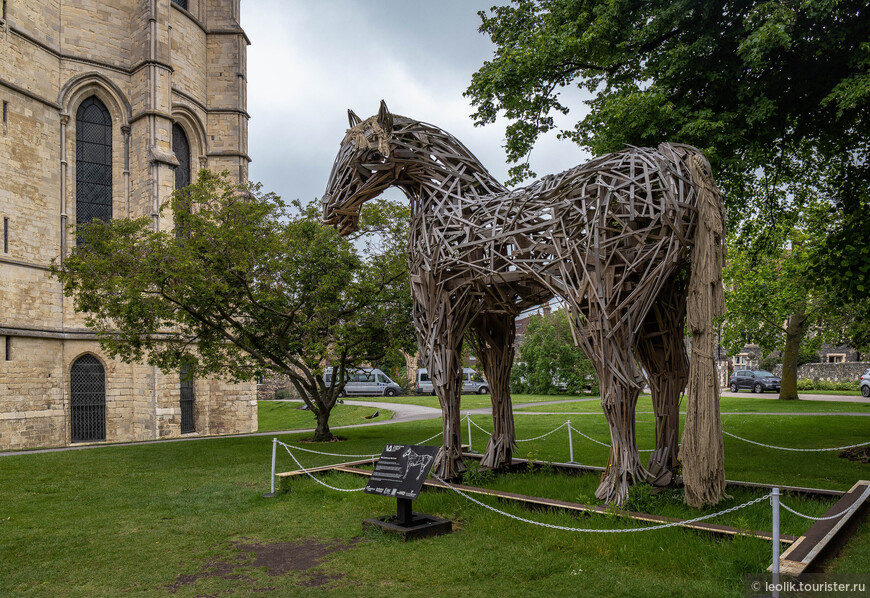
[348,109,362,128]
[377,100,393,136]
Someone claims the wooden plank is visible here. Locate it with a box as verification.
[276,458,376,478]
[775,480,870,577]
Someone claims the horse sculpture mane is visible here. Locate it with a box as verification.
[323,101,727,507]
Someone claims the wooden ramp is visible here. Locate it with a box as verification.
[775,480,870,577]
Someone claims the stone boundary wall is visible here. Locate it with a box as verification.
[257,374,300,401]
[772,362,869,382]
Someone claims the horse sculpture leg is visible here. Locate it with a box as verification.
[634,274,689,486]
[470,312,517,469]
[412,275,477,480]
[590,330,648,505]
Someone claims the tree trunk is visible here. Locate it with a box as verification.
[313,407,334,442]
[779,311,807,401]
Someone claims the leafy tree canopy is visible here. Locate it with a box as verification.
[466,1,869,249]
[52,171,415,440]
[511,307,598,394]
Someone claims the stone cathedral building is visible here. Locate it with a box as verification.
[0,0,257,450]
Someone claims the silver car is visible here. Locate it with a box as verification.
[416,367,489,395]
[324,367,402,397]
[861,368,870,398]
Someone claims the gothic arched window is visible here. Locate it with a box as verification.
[75,96,112,244]
[70,354,106,442]
[172,123,191,190]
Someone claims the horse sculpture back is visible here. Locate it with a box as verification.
[323,102,727,506]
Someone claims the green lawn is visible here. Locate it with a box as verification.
[367,393,558,409]
[516,394,870,414]
[257,401,394,432]
[1,407,868,597]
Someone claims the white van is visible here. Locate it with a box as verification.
[324,367,402,397]
[416,367,489,395]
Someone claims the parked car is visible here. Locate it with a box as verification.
[416,367,489,395]
[728,369,781,393]
[324,367,402,397]
[861,368,870,398]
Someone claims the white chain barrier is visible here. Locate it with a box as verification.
[467,417,570,443]
[778,484,870,521]
[278,441,368,492]
[723,431,870,452]
[275,429,444,460]
[514,421,570,443]
[432,473,772,533]
[567,424,612,448]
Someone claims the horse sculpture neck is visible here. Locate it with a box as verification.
[389,118,508,217]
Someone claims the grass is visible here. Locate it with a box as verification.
[792,389,863,396]
[257,401,394,432]
[368,393,559,408]
[517,394,870,414]
[1,405,869,596]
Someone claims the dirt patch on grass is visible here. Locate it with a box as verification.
[232,538,356,576]
[839,447,870,463]
[165,538,358,593]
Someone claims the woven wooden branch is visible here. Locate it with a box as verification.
[323,101,727,506]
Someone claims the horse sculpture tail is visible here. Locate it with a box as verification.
[680,151,728,508]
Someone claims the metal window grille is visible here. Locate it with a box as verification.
[180,365,195,434]
[70,355,106,442]
[171,0,188,11]
[76,97,112,245]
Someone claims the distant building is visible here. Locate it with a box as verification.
[0,0,256,450]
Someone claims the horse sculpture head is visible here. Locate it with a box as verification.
[322,100,399,235]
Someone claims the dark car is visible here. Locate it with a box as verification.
[729,369,781,393]
[861,368,870,398]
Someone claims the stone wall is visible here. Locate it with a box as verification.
[0,0,255,450]
[772,362,869,383]
[257,374,300,401]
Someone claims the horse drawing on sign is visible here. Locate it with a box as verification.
[323,101,727,506]
[402,448,434,481]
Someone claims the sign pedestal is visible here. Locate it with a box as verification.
[362,445,453,541]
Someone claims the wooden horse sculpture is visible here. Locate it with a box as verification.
[323,101,727,506]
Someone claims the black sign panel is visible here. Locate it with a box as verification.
[364,444,439,500]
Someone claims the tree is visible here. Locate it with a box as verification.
[52,171,415,441]
[722,232,822,400]
[511,308,598,395]
[466,0,870,292]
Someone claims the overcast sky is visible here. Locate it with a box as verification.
[241,0,591,207]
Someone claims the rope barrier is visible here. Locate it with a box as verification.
[278,442,368,492]
[467,416,569,443]
[778,485,870,521]
[277,443,380,459]
[276,429,444,460]
[723,431,870,452]
[433,474,771,533]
